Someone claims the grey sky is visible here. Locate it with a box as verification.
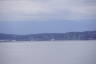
[0,0,96,21]
[0,0,96,34]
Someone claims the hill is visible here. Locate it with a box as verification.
[0,31,96,42]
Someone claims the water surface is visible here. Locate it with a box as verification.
[0,41,96,64]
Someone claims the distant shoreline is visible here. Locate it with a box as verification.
[0,31,96,42]
[0,40,96,43]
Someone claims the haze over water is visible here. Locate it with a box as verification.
[0,40,96,64]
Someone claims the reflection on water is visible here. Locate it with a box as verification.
[0,41,96,64]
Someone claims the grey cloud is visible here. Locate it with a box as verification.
[0,0,96,21]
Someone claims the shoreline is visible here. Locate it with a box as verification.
[0,40,96,43]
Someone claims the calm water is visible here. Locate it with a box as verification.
[0,41,96,64]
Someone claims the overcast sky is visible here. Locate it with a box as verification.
[0,0,96,34]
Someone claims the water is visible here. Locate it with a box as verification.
[0,41,96,64]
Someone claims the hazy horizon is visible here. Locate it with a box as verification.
[0,21,96,35]
[0,29,96,35]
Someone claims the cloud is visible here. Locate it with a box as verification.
[0,0,96,21]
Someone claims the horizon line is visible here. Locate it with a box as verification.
[0,30,96,35]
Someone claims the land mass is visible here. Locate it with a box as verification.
[0,31,96,42]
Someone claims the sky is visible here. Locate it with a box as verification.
[0,0,96,34]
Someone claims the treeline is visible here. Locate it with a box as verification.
[0,31,96,42]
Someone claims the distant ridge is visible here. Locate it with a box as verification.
[0,31,96,42]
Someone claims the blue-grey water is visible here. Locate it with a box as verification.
[0,41,96,64]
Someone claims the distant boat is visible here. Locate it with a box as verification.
[11,40,16,42]
[51,38,55,41]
